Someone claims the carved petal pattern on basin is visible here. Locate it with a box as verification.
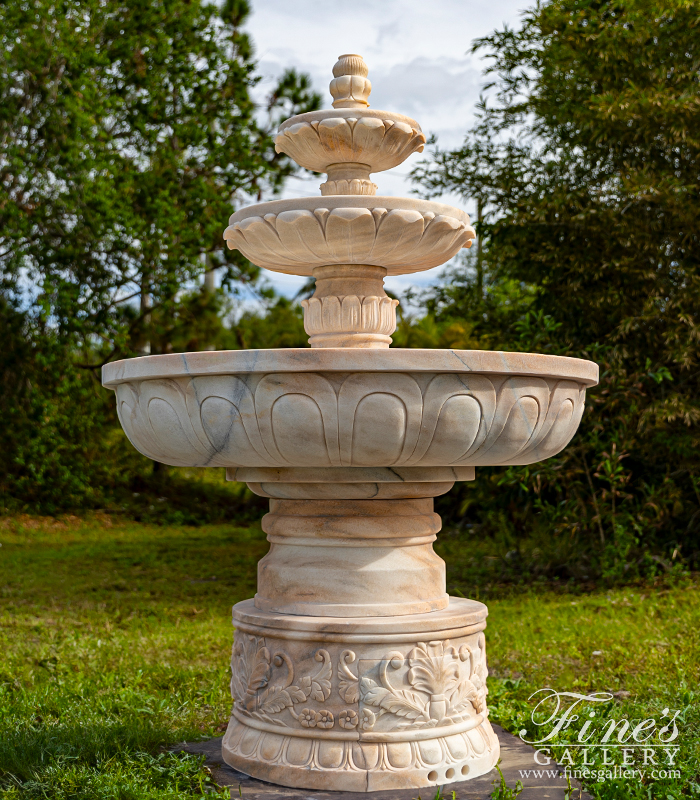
[274,116,426,173]
[114,372,586,469]
[224,203,475,276]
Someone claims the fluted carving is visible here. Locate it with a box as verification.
[301,295,398,348]
[113,371,586,470]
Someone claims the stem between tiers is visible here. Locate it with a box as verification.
[301,265,399,348]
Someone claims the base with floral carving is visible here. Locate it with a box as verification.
[102,53,597,792]
[223,599,498,791]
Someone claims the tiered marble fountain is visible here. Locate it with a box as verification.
[103,55,598,792]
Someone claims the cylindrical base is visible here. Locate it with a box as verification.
[222,598,500,791]
[256,498,448,617]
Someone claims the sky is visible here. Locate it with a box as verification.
[242,0,529,299]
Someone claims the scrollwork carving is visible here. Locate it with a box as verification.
[231,633,332,729]
[338,650,359,703]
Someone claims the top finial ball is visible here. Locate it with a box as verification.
[330,54,371,108]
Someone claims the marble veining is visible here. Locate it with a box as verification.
[102,53,597,792]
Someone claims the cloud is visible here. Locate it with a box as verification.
[244,0,527,296]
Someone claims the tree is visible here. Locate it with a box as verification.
[0,0,319,363]
[0,0,319,508]
[413,0,700,577]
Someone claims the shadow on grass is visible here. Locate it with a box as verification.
[0,719,216,797]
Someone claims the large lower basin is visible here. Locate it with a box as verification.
[102,349,598,469]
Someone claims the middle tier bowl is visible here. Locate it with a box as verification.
[102,349,598,470]
[223,197,476,276]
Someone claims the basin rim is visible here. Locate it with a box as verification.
[102,348,598,388]
[226,194,471,227]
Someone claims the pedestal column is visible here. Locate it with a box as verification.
[257,498,447,616]
[222,468,500,790]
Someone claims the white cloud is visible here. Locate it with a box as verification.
[244,0,528,297]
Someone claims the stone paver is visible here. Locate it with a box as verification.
[179,725,591,799]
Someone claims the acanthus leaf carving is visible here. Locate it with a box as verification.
[300,649,332,702]
[359,640,488,731]
[260,687,297,715]
[302,295,398,338]
[407,641,460,697]
[232,634,333,729]
[320,178,378,196]
[231,634,271,713]
[361,675,430,722]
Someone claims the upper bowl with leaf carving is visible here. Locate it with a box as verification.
[275,109,426,174]
[223,196,475,276]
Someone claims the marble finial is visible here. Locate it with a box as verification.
[330,53,371,108]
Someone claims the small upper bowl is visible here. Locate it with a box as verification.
[275,109,426,174]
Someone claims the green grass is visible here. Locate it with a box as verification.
[484,589,700,798]
[0,515,698,798]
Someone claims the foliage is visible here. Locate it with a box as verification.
[0,298,108,513]
[230,295,308,350]
[0,0,318,510]
[0,516,697,797]
[490,763,523,799]
[0,0,318,359]
[412,0,700,579]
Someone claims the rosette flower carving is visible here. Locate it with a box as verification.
[316,710,335,729]
[339,709,359,729]
[299,708,317,728]
[359,709,376,731]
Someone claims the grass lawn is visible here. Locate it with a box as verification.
[0,514,698,799]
